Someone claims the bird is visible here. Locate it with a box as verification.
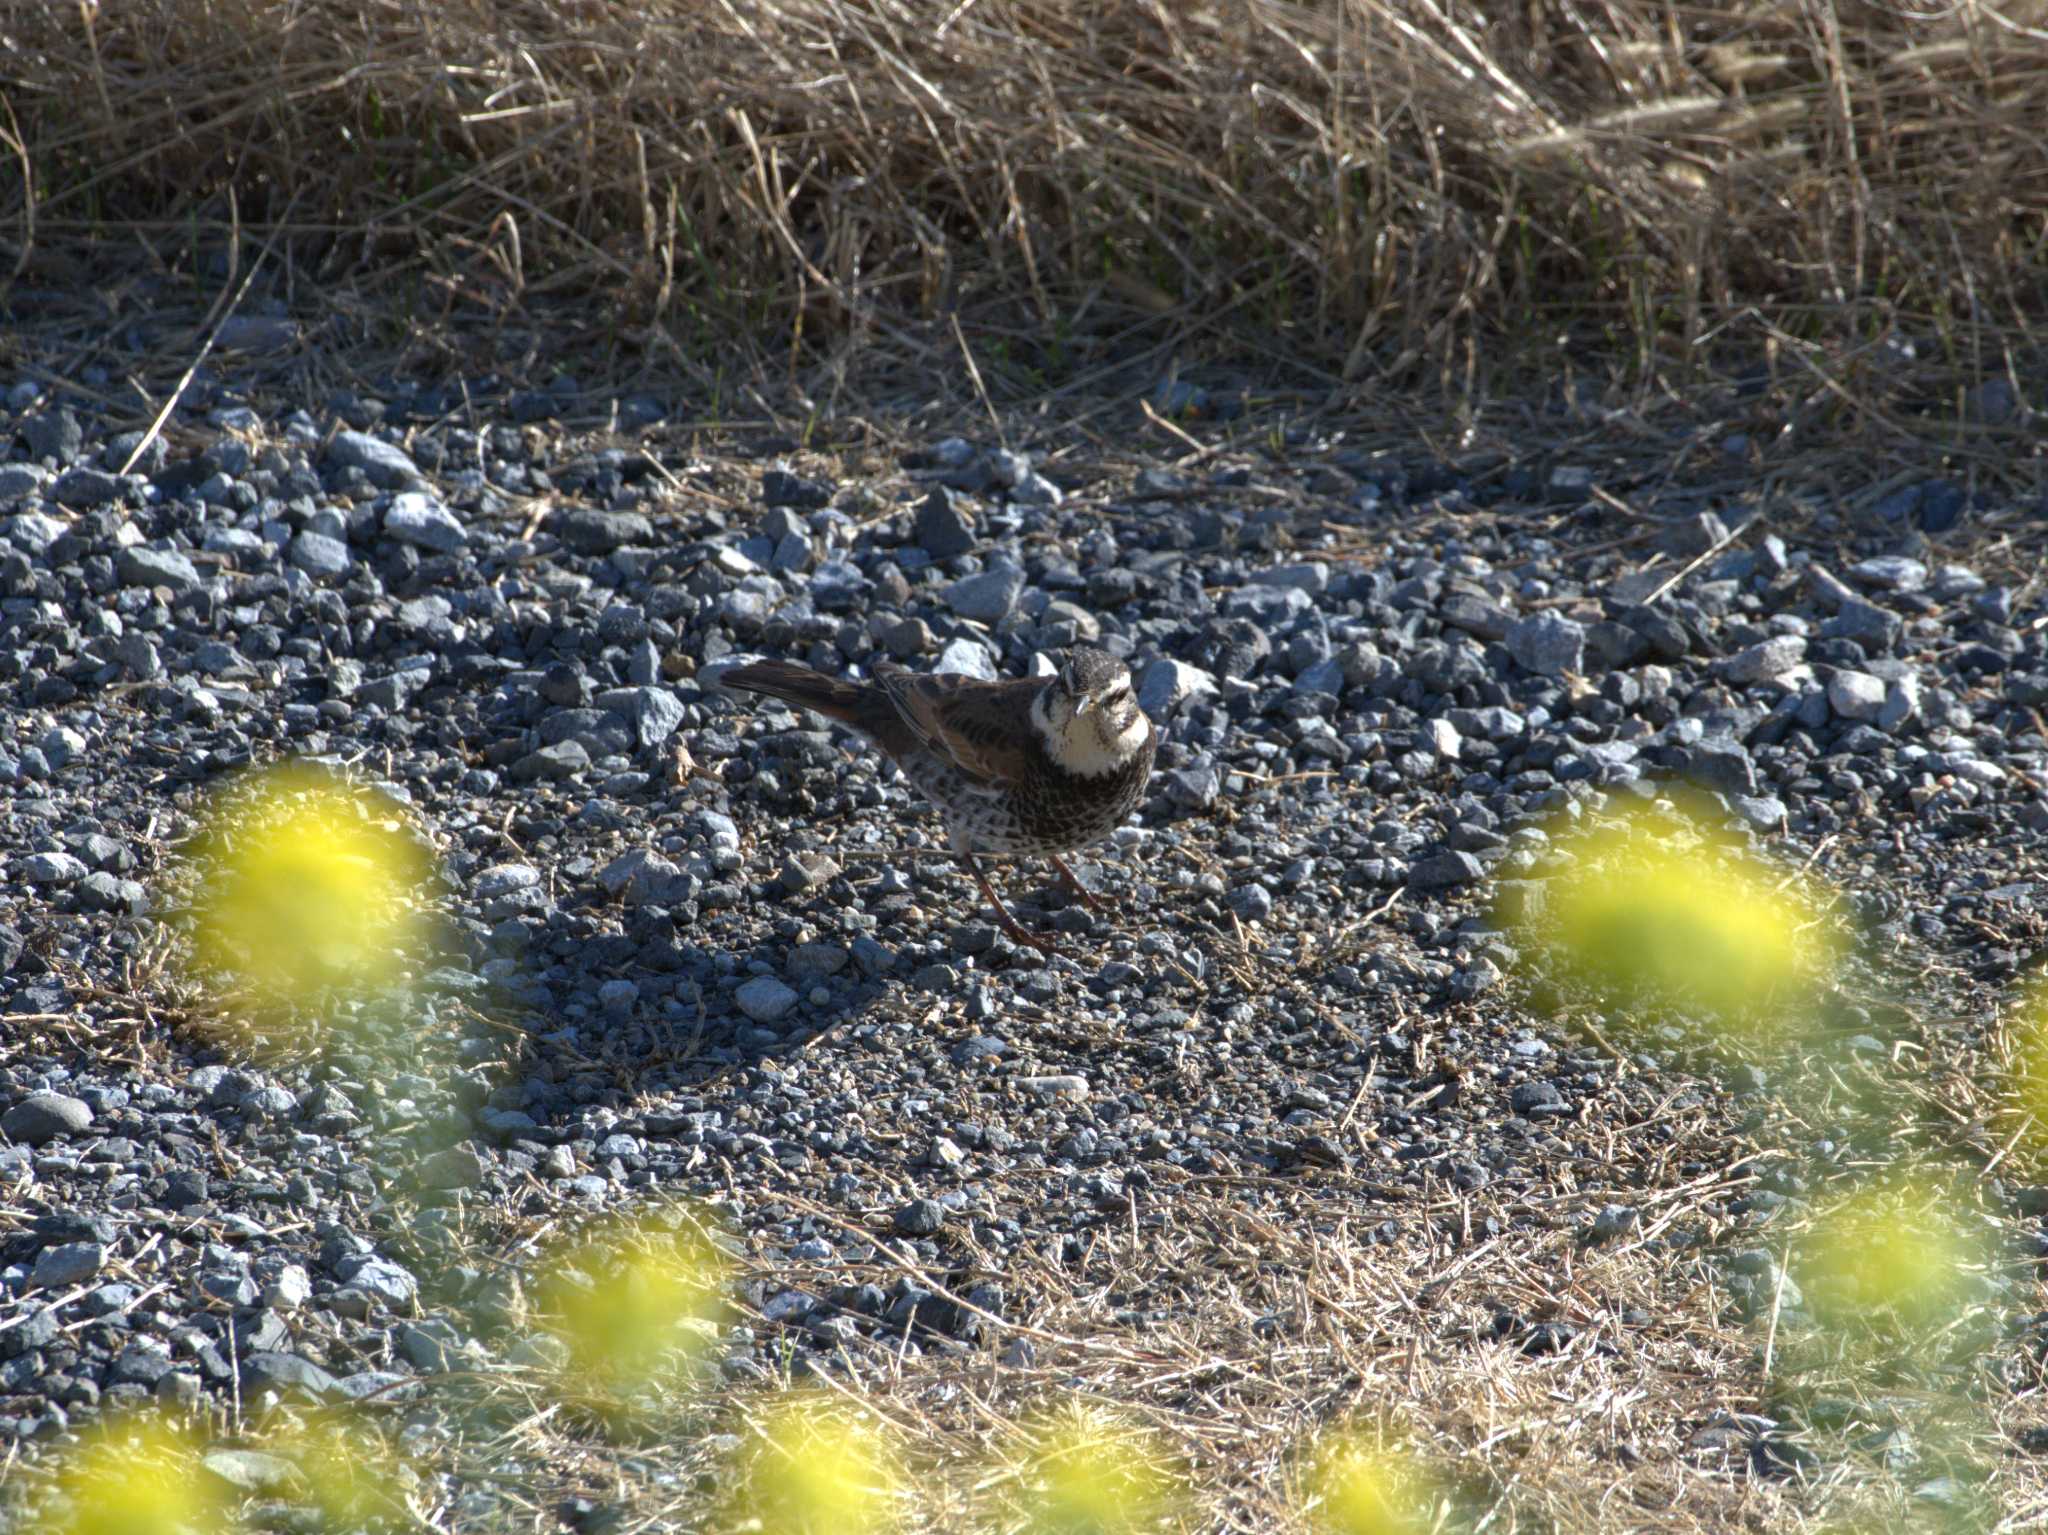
[715,646,1156,954]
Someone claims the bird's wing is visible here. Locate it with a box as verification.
[878,669,1040,788]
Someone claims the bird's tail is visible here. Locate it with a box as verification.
[714,659,869,724]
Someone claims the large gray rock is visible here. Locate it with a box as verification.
[1506,613,1587,677]
[944,566,1025,624]
[382,491,468,552]
[3,1091,93,1144]
[117,545,203,592]
[326,430,425,489]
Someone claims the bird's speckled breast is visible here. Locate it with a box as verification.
[900,726,1156,856]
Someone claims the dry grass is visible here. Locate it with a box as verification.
[3,0,2047,418]
[416,1084,2048,1533]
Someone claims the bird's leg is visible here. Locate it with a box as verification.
[960,851,1057,956]
[1049,854,1106,912]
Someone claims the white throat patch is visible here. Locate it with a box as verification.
[1035,691,1147,778]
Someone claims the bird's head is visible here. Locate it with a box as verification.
[1030,647,1149,776]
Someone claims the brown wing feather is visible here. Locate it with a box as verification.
[878,669,1042,786]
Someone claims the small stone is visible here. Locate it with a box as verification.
[512,740,590,780]
[552,507,654,554]
[417,1145,486,1190]
[115,632,162,680]
[238,1351,339,1398]
[1408,850,1484,890]
[542,1144,578,1180]
[289,530,351,578]
[155,1371,204,1410]
[1511,1081,1569,1117]
[1137,658,1218,721]
[116,545,203,592]
[1019,1075,1090,1099]
[32,1241,108,1288]
[1722,635,1806,685]
[1166,762,1223,810]
[20,407,83,461]
[49,467,125,509]
[396,1323,457,1372]
[1823,599,1903,654]
[1588,1204,1639,1241]
[383,491,468,552]
[108,1338,174,1386]
[893,1198,946,1236]
[326,430,424,489]
[787,943,849,980]
[1880,676,1922,732]
[262,1265,312,1310]
[779,851,841,893]
[1250,562,1329,594]
[1505,612,1586,676]
[332,1254,418,1308]
[1848,555,1927,591]
[1228,883,1273,921]
[761,468,832,509]
[214,315,300,351]
[881,617,935,658]
[735,976,800,1024]
[203,1449,300,1494]
[914,488,976,558]
[1827,671,1887,722]
[23,851,88,885]
[473,863,542,901]
[935,637,998,680]
[4,1091,93,1143]
[944,566,1025,624]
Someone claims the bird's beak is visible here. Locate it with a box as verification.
[1070,690,1097,715]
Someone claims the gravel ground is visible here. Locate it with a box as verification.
[2,363,2046,1528]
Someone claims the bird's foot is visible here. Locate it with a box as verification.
[1001,918,1060,958]
[1050,854,1107,912]
[962,850,1061,957]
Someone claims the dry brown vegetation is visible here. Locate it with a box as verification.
[4,0,2048,417]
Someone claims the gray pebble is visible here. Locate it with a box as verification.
[1505,612,1586,676]
[3,1091,93,1143]
[417,1145,486,1190]
[893,1198,946,1235]
[735,976,800,1024]
[289,530,352,579]
[116,546,203,592]
[944,566,1025,624]
[1827,670,1887,722]
[31,1240,108,1289]
[326,429,425,488]
[935,637,998,680]
[383,491,469,552]
[23,851,87,885]
[1722,635,1806,685]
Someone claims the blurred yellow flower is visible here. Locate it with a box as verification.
[186,760,434,1013]
[1800,1180,1978,1333]
[262,1412,407,1527]
[51,1414,229,1535]
[732,1397,902,1535]
[1012,1406,1175,1535]
[1302,1433,1436,1535]
[1514,800,1838,1037]
[532,1208,732,1396]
